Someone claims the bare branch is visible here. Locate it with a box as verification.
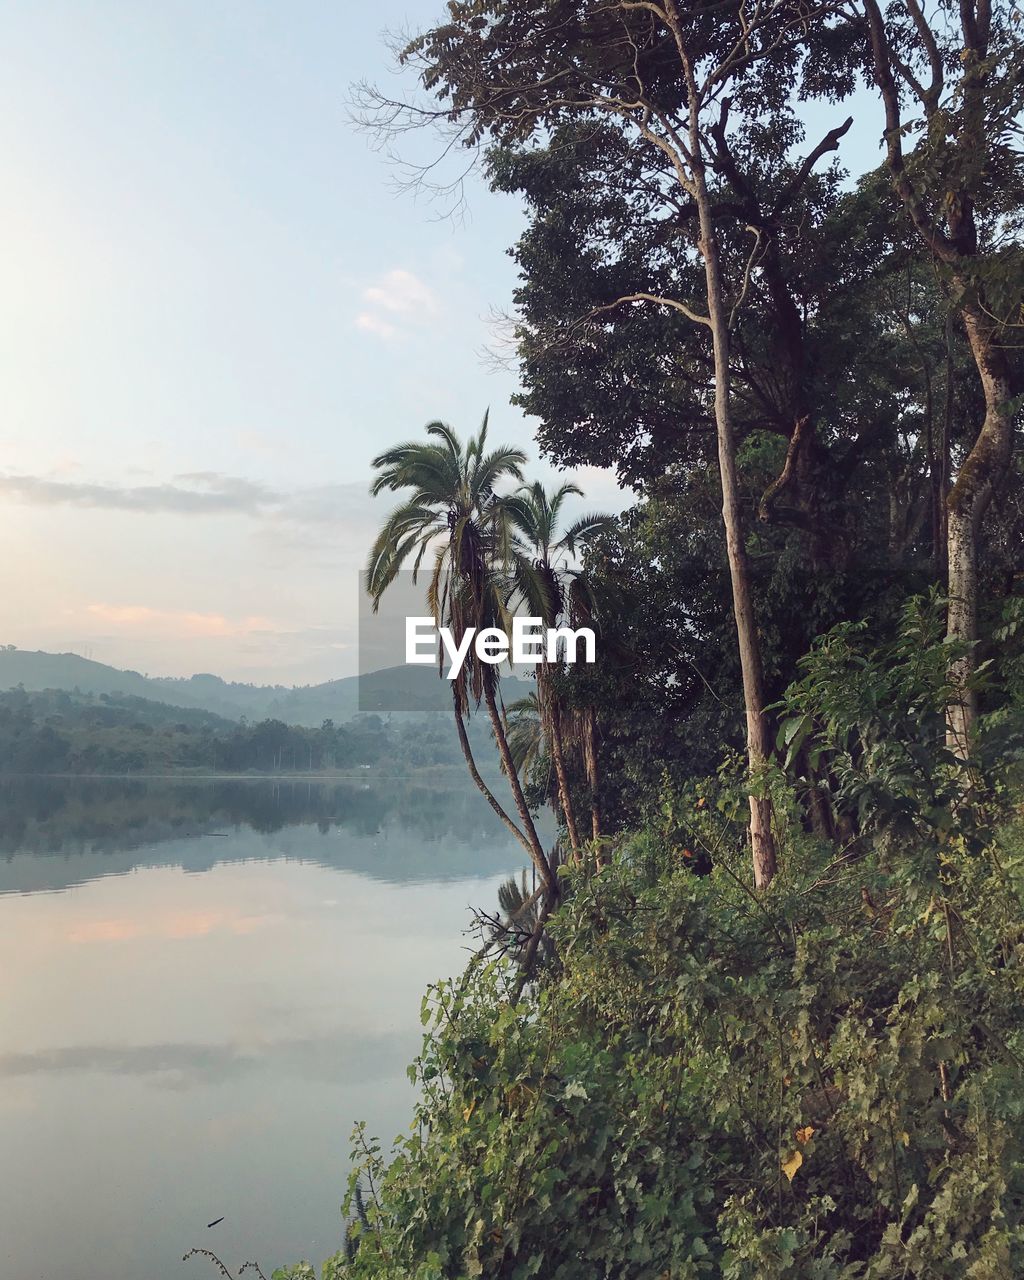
[587,291,712,327]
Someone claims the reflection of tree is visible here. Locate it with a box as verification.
[0,778,538,891]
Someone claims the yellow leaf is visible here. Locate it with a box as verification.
[782,1149,803,1182]
[901,1131,910,1148]
[463,1100,477,1122]
[795,1125,815,1145]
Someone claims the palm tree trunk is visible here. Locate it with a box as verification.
[451,687,554,892]
[537,665,582,862]
[482,682,557,896]
[547,708,582,862]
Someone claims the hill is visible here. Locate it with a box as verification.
[0,648,532,725]
[0,685,484,776]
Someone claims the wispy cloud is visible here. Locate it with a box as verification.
[85,603,275,638]
[0,470,376,529]
[356,268,440,341]
[0,471,276,515]
[355,311,398,339]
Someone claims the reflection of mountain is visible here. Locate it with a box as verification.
[0,777,541,895]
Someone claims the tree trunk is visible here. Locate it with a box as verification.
[451,686,555,894]
[582,707,601,845]
[537,665,582,862]
[694,170,778,889]
[945,296,1014,756]
[862,0,1015,759]
[548,709,582,862]
[482,682,558,895]
[935,310,953,583]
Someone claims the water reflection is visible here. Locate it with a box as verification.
[0,775,529,894]
[0,778,529,1280]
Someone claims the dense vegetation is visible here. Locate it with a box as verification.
[0,687,477,776]
[189,1,1024,1276]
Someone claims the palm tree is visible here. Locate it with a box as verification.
[366,416,556,896]
[503,691,545,779]
[506,480,617,858]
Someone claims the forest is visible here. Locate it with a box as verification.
[0,687,473,776]
[177,2,1024,1278]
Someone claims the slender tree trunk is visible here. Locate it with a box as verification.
[693,168,778,889]
[537,666,582,861]
[482,683,557,895]
[935,310,953,584]
[663,7,777,888]
[945,296,1014,756]
[451,687,555,894]
[548,711,582,862]
[582,707,601,845]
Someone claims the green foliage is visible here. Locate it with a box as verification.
[0,687,478,776]
[258,598,1024,1279]
[315,784,1024,1278]
[772,595,971,840]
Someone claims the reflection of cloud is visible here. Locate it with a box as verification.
[68,919,141,943]
[0,1032,411,1088]
[68,908,273,943]
[357,268,440,341]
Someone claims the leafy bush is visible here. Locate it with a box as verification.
[266,596,1024,1279]
[279,788,1023,1280]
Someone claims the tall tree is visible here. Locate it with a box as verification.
[860,0,1024,754]
[507,479,617,855]
[365,0,856,885]
[366,417,557,897]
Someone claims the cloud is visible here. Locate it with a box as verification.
[355,311,397,339]
[0,471,276,515]
[356,267,440,341]
[364,268,439,316]
[0,469,376,530]
[85,604,275,638]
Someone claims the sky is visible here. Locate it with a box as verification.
[1,3,884,685]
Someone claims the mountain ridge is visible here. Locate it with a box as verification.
[0,647,531,725]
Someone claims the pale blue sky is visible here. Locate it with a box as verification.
[1,3,883,683]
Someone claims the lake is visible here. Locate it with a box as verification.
[0,776,530,1280]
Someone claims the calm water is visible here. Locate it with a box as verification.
[0,776,529,1280]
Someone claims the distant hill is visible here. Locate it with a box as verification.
[0,648,532,726]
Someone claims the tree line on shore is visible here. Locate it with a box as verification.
[0,686,476,776]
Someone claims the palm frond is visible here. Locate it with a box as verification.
[559,512,619,555]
